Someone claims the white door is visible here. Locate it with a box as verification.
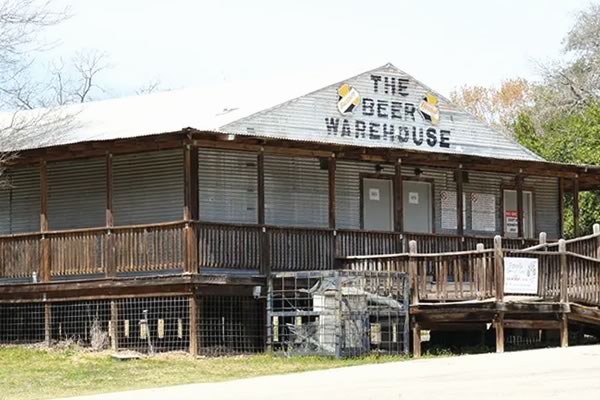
[403,181,433,233]
[362,178,394,231]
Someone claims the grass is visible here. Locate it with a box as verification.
[0,346,409,400]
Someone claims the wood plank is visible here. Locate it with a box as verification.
[503,319,560,330]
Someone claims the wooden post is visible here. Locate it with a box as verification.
[594,224,600,260]
[495,313,504,353]
[573,176,579,237]
[516,174,524,238]
[456,166,464,238]
[257,149,265,226]
[558,178,565,238]
[539,232,547,253]
[110,300,119,352]
[412,319,421,358]
[328,154,336,229]
[105,152,113,228]
[328,154,337,264]
[189,295,199,356]
[44,303,51,347]
[258,149,270,275]
[560,314,569,348]
[40,159,50,283]
[476,243,485,299]
[183,144,198,274]
[559,239,568,304]
[105,152,115,278]
[394,158,403,234]
[409,240,419,305]
[494,236,504,302]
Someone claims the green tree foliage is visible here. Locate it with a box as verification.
[512,103,600,236]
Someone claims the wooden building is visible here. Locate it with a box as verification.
[0,64,599,355]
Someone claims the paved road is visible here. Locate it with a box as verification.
[63,345,600,400]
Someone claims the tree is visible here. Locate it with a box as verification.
[450,78,531,130]
[0,2,117,189]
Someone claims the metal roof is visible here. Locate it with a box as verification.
[0,63,542,162]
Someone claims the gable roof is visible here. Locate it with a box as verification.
[0,63,542,161]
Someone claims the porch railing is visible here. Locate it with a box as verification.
[339,233,600,308]
[0,219,565,283]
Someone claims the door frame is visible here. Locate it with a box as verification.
[402,177,435,234]
[358,173,435,233]
[501,184,536,238]
[359,173,395,231]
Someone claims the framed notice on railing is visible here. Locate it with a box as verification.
[504,257,539,294]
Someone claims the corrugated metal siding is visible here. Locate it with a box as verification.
[0,165,40,234]
[198,148,257,224]
[336,160,393,229]
[402,165,453,234]
[48,157,106,230]
[113,150,184,226]
[221,63,542,162]
[264,156,328,227]
[525,176,560,239]
[0,182,8,233]
[463,171,514,236]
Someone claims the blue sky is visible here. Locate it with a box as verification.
[39,0,594,99]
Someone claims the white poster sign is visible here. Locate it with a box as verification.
[504,257,539,294]
[409,192,419,204]
[441,190,457,230]
[471,193,496,232]
[369,188,380,201]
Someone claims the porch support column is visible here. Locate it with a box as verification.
[573,175,580,237]
[105,152,113,228]
[456,165,464,238]
[394,158,403,234]
[40,159,49,282]
[183,142,198,274]
[516,172,524,238]
[40,159,51,346]
[258,148,270,275]
[558,177,565,238]
[328,154,337,264]
[183,143,199,221]
[105,152,115,277]
[328,154,336,229]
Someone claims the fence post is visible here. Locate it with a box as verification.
[408,240,420,358]
[493,235,504,353]
[594,224,600,260]
[476,243,484,299]
[110,300,119,352]
[409,240,418,305]
[539,232,547,249]
[189,295,199,356]
[559,239,568,304]
[494,236,504,302]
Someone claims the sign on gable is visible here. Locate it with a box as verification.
[324,74,451,150]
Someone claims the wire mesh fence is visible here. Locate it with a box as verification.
[268,270,409,357]
[199,296,265,356]
[0,294,266,355]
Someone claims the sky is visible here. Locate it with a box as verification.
[36,0,596,101]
